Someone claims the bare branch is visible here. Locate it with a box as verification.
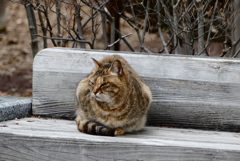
[172,0,181,54]
[205,0,219,49]
[24,0,39,57]
[18,0,238,57]
[35,34,93,48]
[36,0,47,48]
[128,0,145,52]
[56,0,61,46]
[73,0,86,48]
[196,0,207,56]
[157,0,169,54]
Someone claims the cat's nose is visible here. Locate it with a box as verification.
[93,89,98,95]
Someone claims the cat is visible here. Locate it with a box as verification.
[75,55,152,136]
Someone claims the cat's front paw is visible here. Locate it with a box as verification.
[114,128,125,136]
[96,126,114,136]
[76,119,115,136]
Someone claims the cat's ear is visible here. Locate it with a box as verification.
[91,58,101,68]
[109,60,123,75]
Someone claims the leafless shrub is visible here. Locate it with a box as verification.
[13,0,240,57]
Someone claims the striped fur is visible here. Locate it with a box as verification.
[75,55,152,136]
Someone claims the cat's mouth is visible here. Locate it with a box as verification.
[91,93,110,103]
[95,96,104,102]
[94,95,100,99]
[91,93,102,100]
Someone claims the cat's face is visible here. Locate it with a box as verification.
[88,59,127,104]
[88,75,121,103]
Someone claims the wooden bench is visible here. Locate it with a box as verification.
[1,47,240,160]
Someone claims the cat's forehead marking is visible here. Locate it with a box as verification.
[96,77,104,84]
[95,63,111,75]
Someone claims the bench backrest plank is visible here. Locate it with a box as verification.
[33,48,240,131]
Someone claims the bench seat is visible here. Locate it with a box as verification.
[1,117,240,161]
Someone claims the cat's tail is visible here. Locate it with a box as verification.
[76,120,115,136]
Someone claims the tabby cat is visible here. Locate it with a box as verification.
[75,55,152,136]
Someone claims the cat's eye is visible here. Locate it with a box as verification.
[100,82,108,87]
[89,81,94,86]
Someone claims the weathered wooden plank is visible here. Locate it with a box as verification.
[34,48,240,83]
[1,118,240,161]
[146,78,240,131]
[33,48,240,131]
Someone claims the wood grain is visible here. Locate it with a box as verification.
[1,118,240,161]
[33,48,240,131]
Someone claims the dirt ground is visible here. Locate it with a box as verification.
[0,2,32,97]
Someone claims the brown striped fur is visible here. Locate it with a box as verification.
[75,55,152,136]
